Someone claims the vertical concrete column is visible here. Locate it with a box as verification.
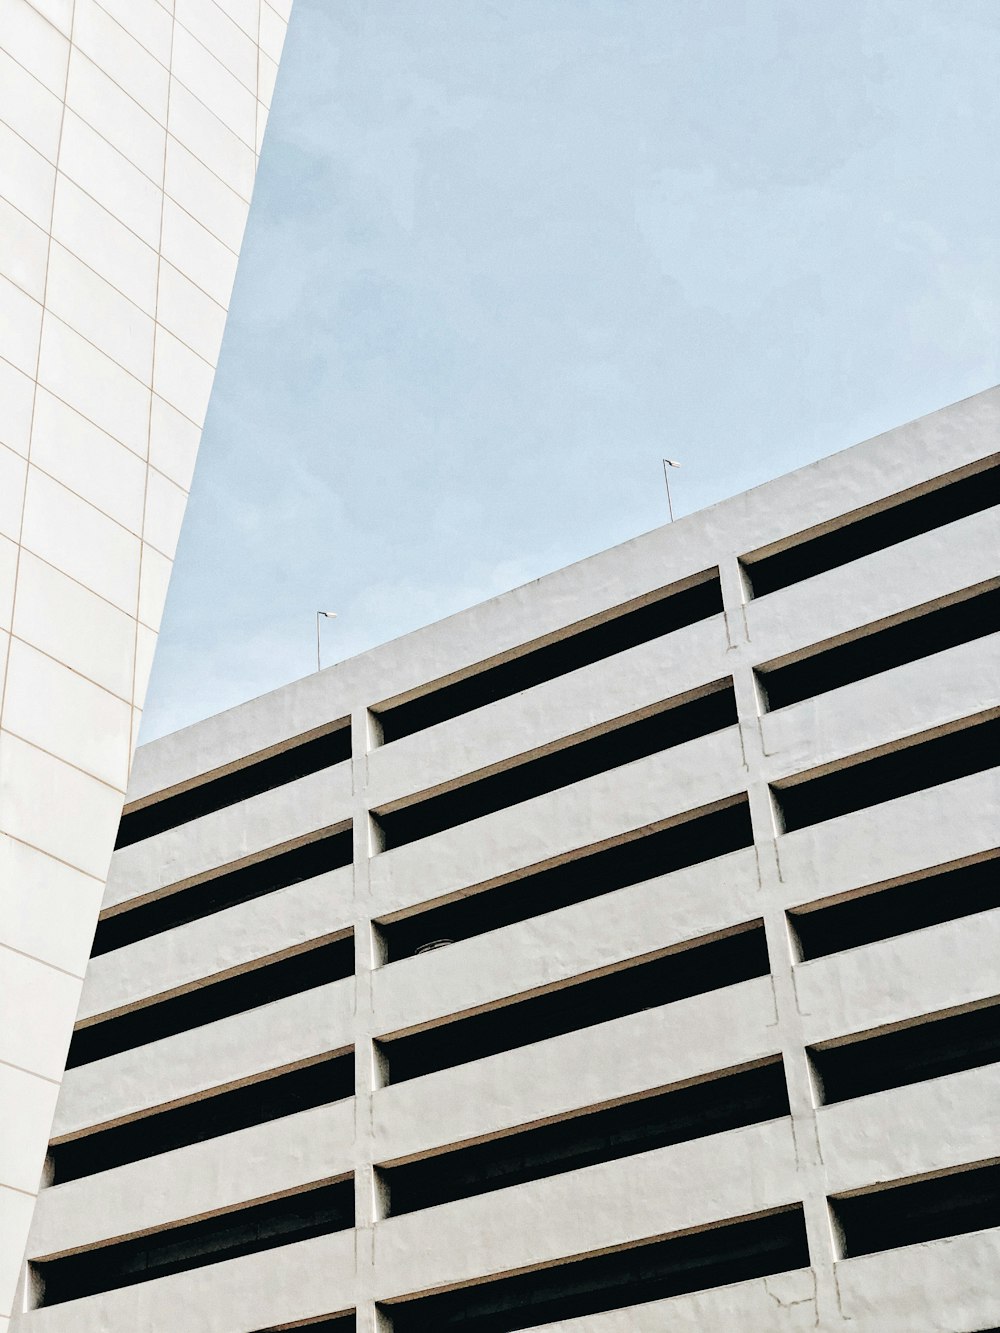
[349,705,384,1333]
[718,555,845,1329]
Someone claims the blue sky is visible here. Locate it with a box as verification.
[142,0,1000,740]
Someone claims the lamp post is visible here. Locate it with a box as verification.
[316,611,337,672]
[662,458,681,522]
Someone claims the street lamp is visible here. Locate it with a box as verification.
[316,611,337,672]
[662,458,681,522]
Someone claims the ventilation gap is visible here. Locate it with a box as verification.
[252,1316,356,1332]
[48,1053,354,1186]
[375,683,737,851]
[93,825,354,956]
[809,1001,1000,1105]
[789,853,1000,960]
[382,1059,788,1215]
[379,796,752,961]
[385,1207,808,1331]
[741,458,1000,599]
[377,923,768,1084]
[67,937,354,1070]
[758,583,1000,711]
[772,714,1000,833]
[33,1179,355,1306]
[831,1162,1000,1259]
[373,572,724,744]
[116,722,352,848]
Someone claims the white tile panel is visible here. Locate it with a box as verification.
[93,0,174,67]
[2,640,131,788]
[57,111,161,246]
[44,243,155,384]
[0,1189,35,1320]
[30,391,147,535]
[0,198,49,305]
[167,83,255,199]
[170,24,256,145]
[50,175,159,314]
[0,277,42,378]
[0,47,63,162]
[36,317,150,456]
[71,0,169,122]
[156,260,227,364]
[137,540,172,631]
[65,48,167,180]
[143,466,187,560]
[152,326,215,428]
[0,448,27,542]
[0,732,123,878]
[159,197,239,306]
[20,468,141,613]
[0,946,79,1082]
[0,833,106,976]
[0,0,71,94]
[164,136,248,252]
[175,0,258,91]
[258,3,288,63]
[23,0,73,37]
[12,552,136,701]
[0,1066,60,1195]
[0,359,34,458]
[148,393,201,490]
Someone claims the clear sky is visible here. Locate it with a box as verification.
[142,0,1000,741]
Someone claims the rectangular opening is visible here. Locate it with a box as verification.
[374,572,724,745]
[772,714,1000,833]
[741,458,1000,599]
[832,1161,1000,1259]
[758,583,1000,712]
[33,1179,355,1306]
[810,1001,1000,1105]
[93,826,354,956]
[253,1318,356,1332]
[49,1053,355,1186]
[379,798,753,961]
[116,723,352,848]
[789,853,1000,960]
[382,1059,788,1215]
[385,1206,808,1331]
[375,683,737,851]
[66,936,354,1070]
[378,923,769,1085]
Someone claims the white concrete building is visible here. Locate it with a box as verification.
[0,2,293,1321]
[11,388,1000,1331]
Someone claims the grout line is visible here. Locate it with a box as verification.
[0,940,86,983]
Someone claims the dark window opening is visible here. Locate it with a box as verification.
[49,1054,354,1186]
[93,826,354,956]
[116,724,352,849]
[773,715,1000,833]
[789,854,1000,960]
[810,1002,1000,1105]
[832,1162,1000,1259]
[34,1180,354,1306]
[376,685,737,851]
[67,937,354,1070]
[374,574,724,745]
[380,799,753,962]
[383,1060,788,1215]
[378,924,768,1085]
[386,1207,809,1332]
[759,584,1000,712]
[254,1318,355,1332]
[742,460,1000,599]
